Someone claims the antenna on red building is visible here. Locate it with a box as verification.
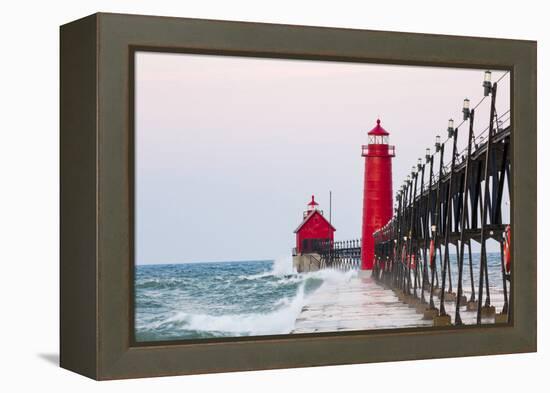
[329,190,332,226]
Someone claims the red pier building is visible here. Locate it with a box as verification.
[361,119,395,270]
[294,195,335,254]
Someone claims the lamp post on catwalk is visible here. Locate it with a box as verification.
[361,119,395,270]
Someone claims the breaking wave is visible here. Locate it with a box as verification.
[135,258,356,341]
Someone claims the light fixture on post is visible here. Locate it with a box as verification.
[417,158,423,171]
[435,135,441,152]
[447,118,455,138]
[425,148,431,162]
[463,98,470,120]
[483,70,492,96]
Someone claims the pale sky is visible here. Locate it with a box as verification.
[135,52,510,265]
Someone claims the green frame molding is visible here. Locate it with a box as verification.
[60,12,537,380]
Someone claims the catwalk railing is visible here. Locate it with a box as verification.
[296,239,362,270]
[372,75,511,326]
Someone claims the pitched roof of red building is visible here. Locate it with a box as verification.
[368,119,389,136]
[294,209,336,233]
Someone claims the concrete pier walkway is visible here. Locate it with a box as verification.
[292,271,505,333]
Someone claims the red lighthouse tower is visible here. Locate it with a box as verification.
[361,119,395,270]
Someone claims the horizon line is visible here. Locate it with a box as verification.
[136,258,275,267]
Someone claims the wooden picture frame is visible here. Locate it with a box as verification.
[60,12,537,380]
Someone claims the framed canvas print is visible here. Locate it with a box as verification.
[60,13,537,380]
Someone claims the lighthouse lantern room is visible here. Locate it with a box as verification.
[294,195,336,255]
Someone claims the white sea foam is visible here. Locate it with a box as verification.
[161,284,307,336]
[149,268,357,336]
[270,256,296,276]
[303,267,357,286]
[239,256,296,280]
